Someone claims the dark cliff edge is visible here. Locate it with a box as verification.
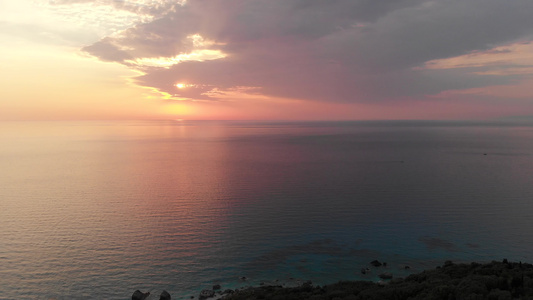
[222,260,533,300]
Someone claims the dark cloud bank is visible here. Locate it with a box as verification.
[80,0,533,103]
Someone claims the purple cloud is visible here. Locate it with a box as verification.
[79,0,533,103]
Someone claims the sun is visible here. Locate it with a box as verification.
[176,83,185,89]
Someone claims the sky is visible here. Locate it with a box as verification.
[1,0,533,121]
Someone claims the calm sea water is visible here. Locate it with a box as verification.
[1,120,533,299]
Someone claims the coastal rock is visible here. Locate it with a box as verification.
[444,260,454,267]
[132,290,150,300]
[212,284,221,290]
[377,280,389,286]
[223,289,234,295]
[160,290,171,300]
[199,289,215,300]
[379,272,393,279]
[218,261,533,300]
[370,260,382,267]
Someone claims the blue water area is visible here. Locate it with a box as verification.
[1,120,533,299]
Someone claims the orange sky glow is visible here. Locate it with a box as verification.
[1,0,533,121]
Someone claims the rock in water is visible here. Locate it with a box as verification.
[132,290,150,300]
[160,290,171,300]
[223,289,234,295]
[199,289,215,300]
[212,284,221,290]
[370,260,382,267]
[379,272,393,279]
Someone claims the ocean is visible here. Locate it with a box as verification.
[1,120,533,299]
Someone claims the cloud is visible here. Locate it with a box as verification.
[77,0,533,103]
[0,0,172,45]
[82,37,134,62]
[423,42,533,75]
[49,0,184,18]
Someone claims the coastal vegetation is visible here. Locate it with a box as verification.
[220,260,533,300]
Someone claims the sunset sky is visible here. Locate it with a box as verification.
[2,0,533,121]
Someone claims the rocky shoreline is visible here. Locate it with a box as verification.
[133,259,533,300]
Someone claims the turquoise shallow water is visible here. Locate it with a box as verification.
[1,120,533,299]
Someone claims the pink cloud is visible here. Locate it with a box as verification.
[73,0,533,118]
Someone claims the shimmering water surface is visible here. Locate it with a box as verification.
[1,120,533,299]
